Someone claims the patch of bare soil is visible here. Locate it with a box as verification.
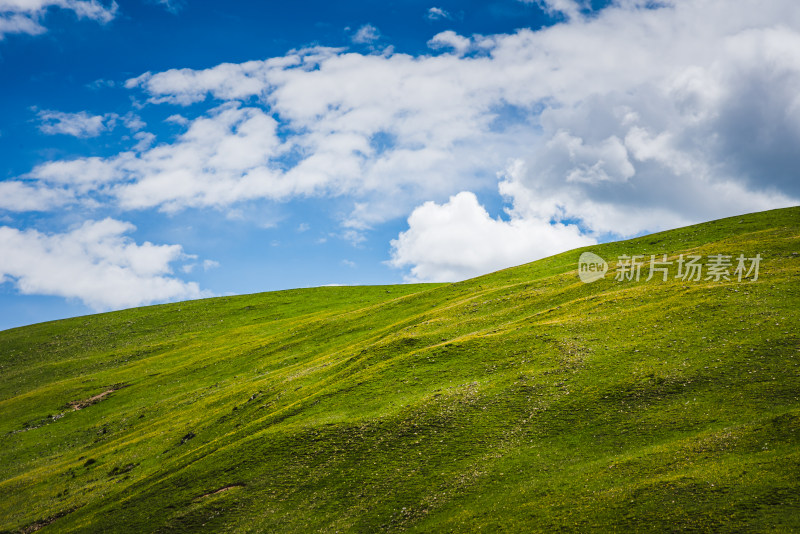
[19,507,76,533]
[69,383,127,410]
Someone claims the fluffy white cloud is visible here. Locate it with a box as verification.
[498,19,800,235]
[389,191,594,282]
[0,0,116,20]
[427,30,472,55]
[36,57,533,218]
[0,180,73,211]
[0,11,44,36]
[124,55,309,106]
[36,109,117,137]
[115,1,799,228]
[527,0,585,20]
[29,156,119,194]
[0,218,206,310]
[26,104,291,211]
[122,112,146,131]
[164,114,189,126]
[352,23,381,44]
[0,0,117,39]
[427,7,451,21]
[113,104,288,211]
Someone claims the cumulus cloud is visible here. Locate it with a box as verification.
[25,104,290,211]
[427,7,451,21]
[165,113,189,126]
[527,0,585,20]
[113,104,287,211]
[0,180,73,211]
[124,55,309,106]
[36,109,118,137]
[0,0,117,39]
[0,218,206,310]
[114,1,800,229]
[427,30,472,55]
[122,112,146,131]
[6,0,800,282]
[32,55,532,218]
[29,156,119,194]
[0,11,44,36]
[389,191,594,282]
[352,23,381,44]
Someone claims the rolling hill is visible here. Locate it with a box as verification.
[1,206,798,533]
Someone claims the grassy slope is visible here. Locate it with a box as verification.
[0,207,798,533]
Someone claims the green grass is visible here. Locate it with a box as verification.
[1,206,798,533]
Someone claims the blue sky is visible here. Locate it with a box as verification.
[1,0,799,331]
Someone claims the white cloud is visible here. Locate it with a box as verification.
[528,0,585,20]
[389,191,594,282]
[352,23,381,44]
[427,30,472,55]
[113,1,799,230]
[0,218,207,310]
[202,259,219,271]
[0,0,117,39]
[27,67,528,216]
[0,180,73,211]
[0,12,44,36]
[29,156,119,194]
[124,56,305,106]
[132,131,155,151]
[543,131,635,184]
[113,104,287,211]
[427,7,450,21]
[24,104,290,211]
[165,113,189,126]
[36,109,117,137]
[122,112,146,131]
[0,0,117,21]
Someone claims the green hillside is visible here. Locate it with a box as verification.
[1,207,798,533]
